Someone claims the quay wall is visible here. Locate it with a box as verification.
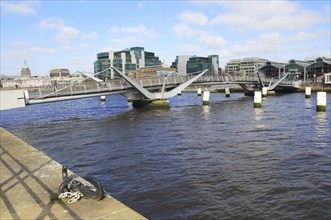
[0,127,146,220]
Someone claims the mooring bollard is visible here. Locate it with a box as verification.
[225,87,230,97]
[316,92,327,112]
[262,87,268,97]
[203,90,210,105]
[254,91,262,108]
[197,88,202,96]
[100,95,106,102]
[305,87,311,98]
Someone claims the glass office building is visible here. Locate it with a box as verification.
[94,47,161,80]
[171,55,219,75]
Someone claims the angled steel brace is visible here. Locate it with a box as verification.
[111,67,208,99]
[256,71,265,88]
[267,72,289,90]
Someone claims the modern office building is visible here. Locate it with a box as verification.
[171,55,219,75]
[94,47,162,80]
[170,55,191,76]
[20,61,31,78]
[49,68,70,78]
[225,57,268,76]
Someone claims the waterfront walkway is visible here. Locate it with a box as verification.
[0,127,146,220]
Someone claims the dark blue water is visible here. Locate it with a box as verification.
[1,92,330,219]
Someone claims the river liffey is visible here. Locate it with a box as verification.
[1,92,330,219]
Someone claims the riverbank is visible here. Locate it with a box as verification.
[0,127,146,220]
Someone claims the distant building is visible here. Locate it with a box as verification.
[50,68,70,77]
[94,47,162,80]
[306,57,331,79]
[258,57,331,81]
[325,72,331,84]
[258,61,286,78]
[170,55,191,75]
[225,57,268,76]
[127,67,176,79]
[171,55,219,76]
[20,61,31,78]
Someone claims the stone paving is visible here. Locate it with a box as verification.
[0,127,146,220]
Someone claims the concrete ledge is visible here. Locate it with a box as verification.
[0,127,146,220]
[0,90,26,110]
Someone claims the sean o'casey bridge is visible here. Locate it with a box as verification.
[0,67,299,110]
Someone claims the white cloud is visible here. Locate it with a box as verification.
[40,18,79,43]
[10,40,57,54]
[39,17,98,43]
[9,41,29,47]
[172,24,226,49]
[68,57,84,65]
[109,24,156,38]
[3,41,57,62]
[172,23,201,38]
[137,1,145,10]
[231,30,325,56]
[1,1,39,15]
[199,34,225,49]
[178,44,202,55]
[288,31,321,42]
[233,32,286,55]
[61,44,89,50]
[110,37,144,49]
[178,11,209,25]
[30,46,57,54]
[208,1,323,31]
[1,50,28,60]
[82,31,98,39]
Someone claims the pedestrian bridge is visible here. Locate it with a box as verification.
[0,68,300,110]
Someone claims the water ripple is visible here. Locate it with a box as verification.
[1,93,330,219]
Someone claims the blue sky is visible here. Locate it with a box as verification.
[1,0,330,76]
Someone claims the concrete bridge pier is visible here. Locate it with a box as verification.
[225,87,230,97]
[197,88,202,96]
[262,87,268,97]
[132,99,170,108]
[203,90,210,105]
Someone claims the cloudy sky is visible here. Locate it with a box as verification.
[1,0,330,76]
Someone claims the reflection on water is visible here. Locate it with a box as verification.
[1,93,330,219]
[254,108,263,121]
[315,112,328,143]
[202,105,211,114]
[305,97,312,109]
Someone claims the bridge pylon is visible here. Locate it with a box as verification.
[111,67,208,108]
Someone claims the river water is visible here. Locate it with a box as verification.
[1,92,330,219]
